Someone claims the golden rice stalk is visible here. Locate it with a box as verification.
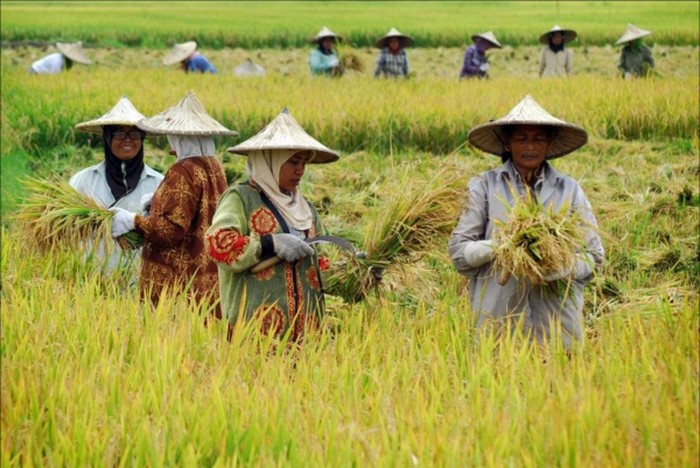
[12,175,143,251]
[492,189,588,286]
[325,165,462,302]
[340,52,365,72]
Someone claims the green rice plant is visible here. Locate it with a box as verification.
[12,174,142,251]
[492,188,590,286]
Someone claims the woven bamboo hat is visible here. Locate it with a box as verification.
[615,23,651,46]
[232,59,266,76]
[163,41,197,65]
[539,25,577,44]
[467,95,588,160]
[227,108,339,164]
[75,96,146,134]
[471,31,502,49]
[310,26,342,44]
[56,42,91,64]
[375,27,414,49]
[137,91,238,136]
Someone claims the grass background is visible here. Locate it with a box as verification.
[1,1,699,48]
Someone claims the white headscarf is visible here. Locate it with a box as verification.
[246,149,313,231]
[167,134,216,160]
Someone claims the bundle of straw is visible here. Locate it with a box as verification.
[324,165,461,303]
[340,52,365,73]
[13,175,143,251]
[492,190,588,286]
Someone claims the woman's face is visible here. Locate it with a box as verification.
[551,32,564,46]
[321,37,334,51]
[278,151,310,193]
[388,37,400,51]
[504,125,551,174]
[109,125,143,161]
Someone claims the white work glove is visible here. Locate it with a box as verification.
[110,207,137,238]
[272,233,314,262]
[462,240,494,268]
[328,56,340,68]
[479,63,490,72]
[140,192,154,214]
[543,253,595,282]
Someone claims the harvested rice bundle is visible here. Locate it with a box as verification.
[13,175,142,251]
[492,190,589,285]
[324,165,461,302]
[340,52,365,72]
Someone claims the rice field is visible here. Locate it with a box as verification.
[1,2,699,466]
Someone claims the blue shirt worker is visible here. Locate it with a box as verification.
[309,26,342,77]
[163,41,217,74]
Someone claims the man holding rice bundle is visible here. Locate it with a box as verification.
[448,95,604,347]
[110,91,237,314]
[71,96,164,274]
[206,109,339,341]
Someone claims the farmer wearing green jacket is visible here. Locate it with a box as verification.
[206,109,339,340]
[616,24,655,79]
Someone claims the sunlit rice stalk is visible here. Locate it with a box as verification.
[12,175,142,251]
[493,188,589,286]
[325,163,462,302]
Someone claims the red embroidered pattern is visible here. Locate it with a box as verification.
[206,228,249,265]
[306,268,321,291]
[254,304,286,336]
[253,267,274,281]
[318,256,331,272]
[250,207,278,235]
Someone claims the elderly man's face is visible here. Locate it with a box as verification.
[504,125,551,174]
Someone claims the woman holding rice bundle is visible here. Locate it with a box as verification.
[71,96,164,273]
[309,26,343,77]
[206,109,339,341]
[448,95,604,347]
[110,91,237,313]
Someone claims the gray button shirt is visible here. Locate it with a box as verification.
[448,160,604,346]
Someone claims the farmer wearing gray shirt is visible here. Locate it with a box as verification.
[448,95,604,347]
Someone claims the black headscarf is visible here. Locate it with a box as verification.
[102,125,145,200]
[548,35,565,53]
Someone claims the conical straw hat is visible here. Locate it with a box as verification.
[310,26,342,44]
[467,95,588,160]
[615,23,651,46]
[227,108,339,164]
[56,41,91,64]
[163,41,197,65]
[137,91,238,136]
[75,96,146,134]
[539,25,577,44]
[375,27,414,49]
[471,31,502,49]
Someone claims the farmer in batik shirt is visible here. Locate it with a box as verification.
[110,91,237,314]
[374,27,413,78]
[459,31,501,79]
[615,24,655,79]
[206,109,339,341]
[448,96,604,347]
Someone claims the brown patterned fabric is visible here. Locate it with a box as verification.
[135,157,227,314]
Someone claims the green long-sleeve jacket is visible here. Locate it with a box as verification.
[618,44,654,77]
[206,182,326,339]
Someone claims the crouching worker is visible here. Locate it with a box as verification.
[206,109,340,341]
[110,91,237,316]
[448,95,604,348]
